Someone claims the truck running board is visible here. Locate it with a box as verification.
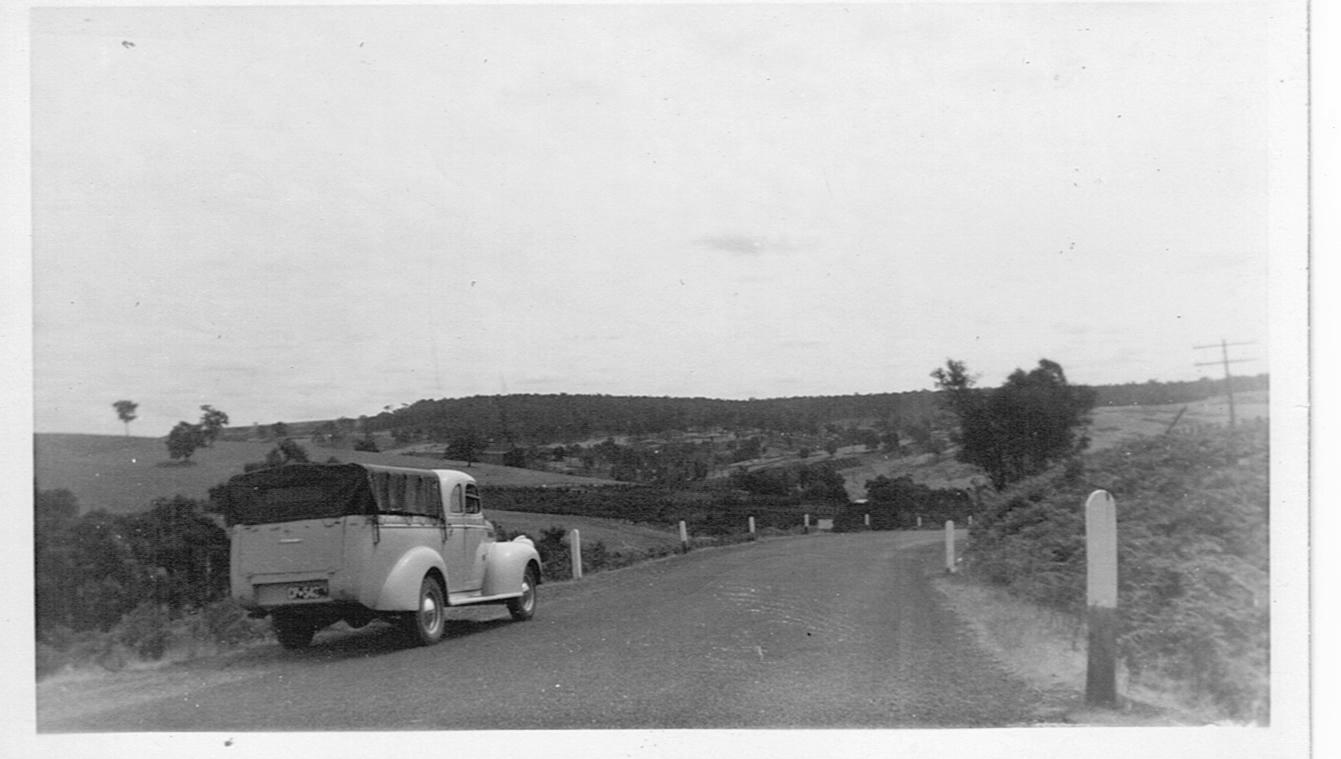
[447,591,522,606]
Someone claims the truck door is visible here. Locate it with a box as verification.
[445,483,486,593]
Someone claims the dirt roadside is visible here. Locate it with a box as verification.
[931,570,1236,726]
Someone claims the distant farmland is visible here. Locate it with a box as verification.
[33,434,619,515]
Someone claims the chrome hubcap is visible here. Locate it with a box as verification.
[520,578,534,612]
[421,591,442,633]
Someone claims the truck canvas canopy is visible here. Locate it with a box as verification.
[219,463,378,526]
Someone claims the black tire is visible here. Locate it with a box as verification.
[272,611,316,649]
[507,565,538,622]
[402,575,447,646]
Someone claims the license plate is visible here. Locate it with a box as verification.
[287,583,329,601]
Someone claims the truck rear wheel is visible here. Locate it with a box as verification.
[272,611,316,649]
[402,575,446,646]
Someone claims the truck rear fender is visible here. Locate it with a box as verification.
[369,546,447,612]
[480,538,542,597]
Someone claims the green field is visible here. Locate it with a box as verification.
[1083,390,1268,451]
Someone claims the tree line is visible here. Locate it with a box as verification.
[341,375,1264,449]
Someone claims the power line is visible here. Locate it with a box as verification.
[1193,339,1257,431]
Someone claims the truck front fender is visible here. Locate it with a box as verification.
[369,545,447,612]
[480,538,542,597]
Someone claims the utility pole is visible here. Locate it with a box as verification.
[1194,339,1256,430]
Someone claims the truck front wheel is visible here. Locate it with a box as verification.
[507,565,538,621]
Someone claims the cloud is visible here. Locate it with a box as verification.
[694,234,802,256]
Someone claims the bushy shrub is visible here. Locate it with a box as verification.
[114,602,173,660]
[197,599,271,646]
[537,526,573,580]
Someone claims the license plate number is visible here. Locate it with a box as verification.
[287,583,329,601]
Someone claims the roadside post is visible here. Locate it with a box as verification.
[944,520,956,573]
[569,529,583,580]
[864,513,870,528]
[1085,490,1118,707]
[679,520,689,553]
[748,516,756,537]
[917,515,922,529]
[804,513,811,534]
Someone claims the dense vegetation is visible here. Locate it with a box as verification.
[965,420,1269,721]
[33,488,263,674]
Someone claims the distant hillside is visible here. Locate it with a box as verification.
[248,374,1268,447]
[33,434,620,515]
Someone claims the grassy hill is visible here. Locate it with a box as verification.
[826,391,1269,501]
[33,434,620,516]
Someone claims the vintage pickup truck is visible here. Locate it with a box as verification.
[217,463,541,648]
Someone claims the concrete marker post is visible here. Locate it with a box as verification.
[1085,490,1118,708]
[569,529,583,580]
[679,520,689,553]
[804,513,810,534]
[748,515,756,536]
[944,520,956,573]
[864,513,870,528]
[917,515,922,529]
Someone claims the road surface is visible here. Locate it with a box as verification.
[38,530,1044,731]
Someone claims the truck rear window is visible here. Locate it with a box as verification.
[367,470,443,517]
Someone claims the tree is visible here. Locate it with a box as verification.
[113,400,139,437]
[932,358,1094,489]
[446,431,484,467]
[198,405,230,446]
[268,438,310,466]
[166,421,205,462]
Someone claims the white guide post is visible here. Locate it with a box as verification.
[569,529,582,580]
[804,513,811,534]
[864,513,871,528]
[679,520,689,553]
[1085,490,1118,707]
[748,516,756,535]
[945,520,956,573]
[917,515,922,529]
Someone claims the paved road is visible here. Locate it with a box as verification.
[38,531,1043,731]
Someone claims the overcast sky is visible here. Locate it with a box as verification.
[28,2,1300,436]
